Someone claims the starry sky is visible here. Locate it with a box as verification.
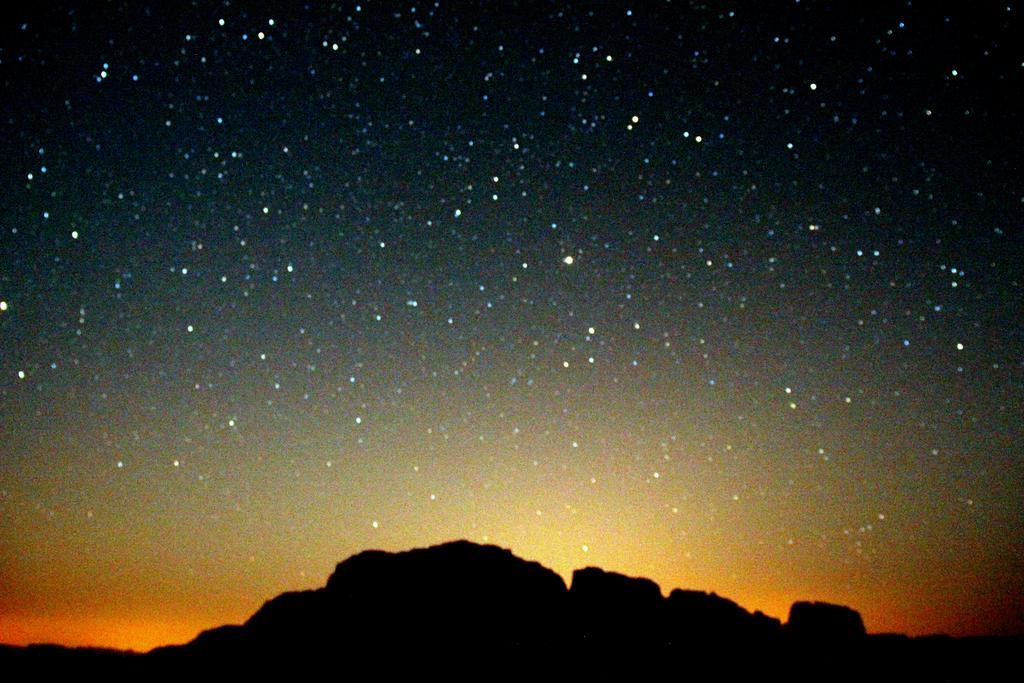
[1,1,1022,650]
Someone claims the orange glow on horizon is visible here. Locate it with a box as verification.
[0,614,212,652]
[1,531,1019,652]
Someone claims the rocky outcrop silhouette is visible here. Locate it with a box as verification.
[666,588,783,642]
[154,539,863,661]
[140,541,1022,683]
[173,540,568,657]
[569,566,665,647]
[5,539,1018,679]
[787,600,867,640]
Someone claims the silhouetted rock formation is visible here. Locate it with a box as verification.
[5,540,1021,679]
[569,566,665,647]
[162,539,569,658]
[156,539,813,661]
[666,589,782,643]
[787,600,867,641]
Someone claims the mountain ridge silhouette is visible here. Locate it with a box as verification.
[156,538,866,657]
[1,539,1018,679]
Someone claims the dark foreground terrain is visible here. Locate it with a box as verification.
[1,540,1016,680]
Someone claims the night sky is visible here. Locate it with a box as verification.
[1,1,1022,650]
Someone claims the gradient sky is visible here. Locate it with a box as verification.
[1,1,1022,651]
